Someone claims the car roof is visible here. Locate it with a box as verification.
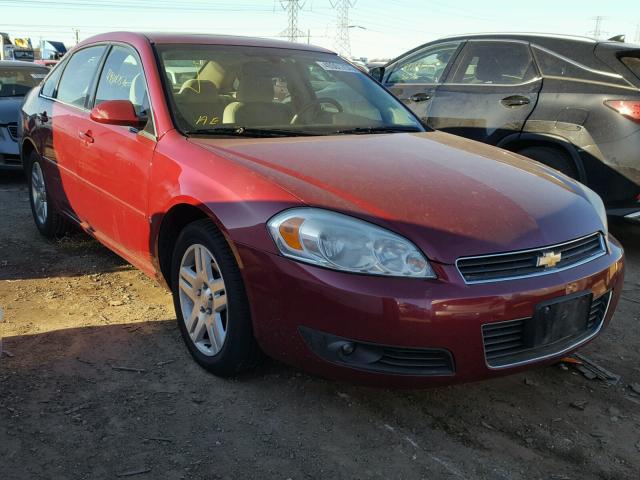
[437,32,597,44]
[0,60,48,69]
[78,31,334,54]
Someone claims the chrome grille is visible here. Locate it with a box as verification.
[457,233,606,284]
[482,291,611,368]
[7,123,18,141]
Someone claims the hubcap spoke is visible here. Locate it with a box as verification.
[184,308,198,332]
[207,315,225,351]
[209,278,225,295]
[200,248,215,283]
[179,266,199,302]
[213,292,227,313]
[191,312,208,342]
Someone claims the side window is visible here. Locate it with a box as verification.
[387,43,460,84]
[95,45,150,118]
[448,42,537,85]
[621,56,640,80]
[41,62,65,97]
[533,47,629,86]
[57,46,106,108]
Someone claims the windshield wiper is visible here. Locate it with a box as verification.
[184,127,315,138]
[334,126,423,135]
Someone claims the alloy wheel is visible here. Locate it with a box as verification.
[178,243,228,356]
[31,162,47,226]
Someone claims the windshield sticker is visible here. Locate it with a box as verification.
[30,73,47,79]
[316,61,358,73]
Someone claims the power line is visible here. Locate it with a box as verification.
[330,0,356,57]
[280,0,305,42]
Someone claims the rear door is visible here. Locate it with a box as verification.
[76,44,156,266]
[49,44,107,216]
[427,40,542,144]
[382,42,462,124]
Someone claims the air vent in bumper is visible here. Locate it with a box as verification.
[7,123,18,141]
[299,327,455,376]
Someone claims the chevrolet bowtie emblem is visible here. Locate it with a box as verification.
[537,251,562,268]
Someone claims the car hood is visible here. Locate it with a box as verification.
[0,96,23,124]
[190,131,604,264]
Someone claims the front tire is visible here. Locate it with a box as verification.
[27,152,69,238]
[171,219,260,376]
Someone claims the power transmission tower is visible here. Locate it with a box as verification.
[635,21,640,43]
[331,0,356,57]
[587,16,605,39]
[280,1,305,42]
[72,28,80,44]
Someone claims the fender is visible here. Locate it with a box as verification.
[497,132,588,183]
[151,195,240,288]
[20,137,40,164]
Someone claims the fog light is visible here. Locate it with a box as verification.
[341,342,355,356]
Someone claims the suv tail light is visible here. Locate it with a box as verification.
[604,100,640,123]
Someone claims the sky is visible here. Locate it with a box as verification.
[1,0,639,60]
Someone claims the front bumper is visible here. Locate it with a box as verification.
[237,236,624,387]
[0,126,21,170]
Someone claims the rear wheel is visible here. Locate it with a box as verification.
[27,152,69,238]
[171,219,260,376]
[517,146,578,179]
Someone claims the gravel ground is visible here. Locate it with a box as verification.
[1,170,639,480]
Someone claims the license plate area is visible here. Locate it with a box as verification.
[524,292,593,348]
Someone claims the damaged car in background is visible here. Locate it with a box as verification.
[0,60,48,170]
[372,33,640,224]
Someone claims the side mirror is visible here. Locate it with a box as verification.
[368,66,385,83]
[90,100,145,129]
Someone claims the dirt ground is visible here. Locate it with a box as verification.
[1,170,639,480]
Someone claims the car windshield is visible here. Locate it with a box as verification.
[0,67,48,97]
[156,44,424,136]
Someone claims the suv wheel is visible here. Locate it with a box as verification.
[171,219,260,376]
[517,146,578,179]
[27,152,69,238]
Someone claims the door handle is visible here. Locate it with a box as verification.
[501,95,531,107]
[78,130,94,144]
[409,92,432,102]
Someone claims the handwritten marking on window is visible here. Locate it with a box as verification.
[196,116,220,126]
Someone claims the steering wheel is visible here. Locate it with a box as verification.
[291,97,343,124]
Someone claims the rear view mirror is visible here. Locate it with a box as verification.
[368,66,385,82]
[90,100,145,129]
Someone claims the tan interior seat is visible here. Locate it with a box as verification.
[223,63,292,125]
[129,73,150,117]
[176,79,225,128]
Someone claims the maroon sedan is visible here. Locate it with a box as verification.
[20,32,624,387]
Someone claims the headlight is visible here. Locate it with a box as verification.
[267,208,436,278]
[578,183,608,233]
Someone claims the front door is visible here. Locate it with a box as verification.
[383,42,462,125]
[427,40,542,145]
[75,44,156,268]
